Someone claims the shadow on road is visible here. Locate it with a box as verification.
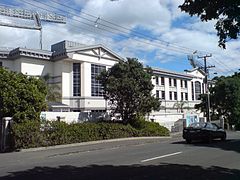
[1,163,240,180]
[172,139,240,153]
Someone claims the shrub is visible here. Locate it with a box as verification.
[130,115,170,136]
[11,120,46,149]
[138,121,169,136]
[11,119,169,150]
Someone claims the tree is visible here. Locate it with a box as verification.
[179,0,240,49]
[41,73,61,102]
[0,68,48,122]
[195,75,240,129]
[173,101,187,113]
[98,58,161,124]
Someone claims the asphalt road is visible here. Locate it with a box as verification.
[0,131,240,180]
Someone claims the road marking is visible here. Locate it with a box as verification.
[141,151,182,163]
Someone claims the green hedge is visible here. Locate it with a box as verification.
[130,117,169,136]
[11,120,169,150]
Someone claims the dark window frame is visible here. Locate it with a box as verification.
[174,92,177,100]
[91,64,106,97]
[156,90,160,98]
[173,79,177,87]
[73,63,81,96]
[161,77,165,86]
[156,76,159,85]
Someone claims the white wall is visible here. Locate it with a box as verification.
[40,111,80,123]
[149,113,184,131]
[72,53,117,67]
[18,57,53,76]
[81,62,91,97]
[62,60,72,98]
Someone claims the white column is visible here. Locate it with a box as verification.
[177,79,181,101]
[165,77,170,100]
[81,62,91,97]
[187,80,192,101]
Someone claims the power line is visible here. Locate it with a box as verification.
[48,0,205,54]
[29,0,208,55]
[19,0,197,55]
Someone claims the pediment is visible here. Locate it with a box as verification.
[70,45,123,61]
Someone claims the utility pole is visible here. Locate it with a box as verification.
[198,54,214,122]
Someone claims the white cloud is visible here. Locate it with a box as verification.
[0,0,239,75]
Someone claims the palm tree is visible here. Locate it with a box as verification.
[173,101,187,113]
[41,73,62,102]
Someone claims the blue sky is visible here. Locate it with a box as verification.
[0,0,239,75]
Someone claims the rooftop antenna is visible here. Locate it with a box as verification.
[0,5,66,49]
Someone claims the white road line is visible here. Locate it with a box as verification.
[141,151,183,163]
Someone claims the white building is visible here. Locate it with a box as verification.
[0,40,205,129]
[0,40,123,112]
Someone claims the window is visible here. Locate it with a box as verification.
[169,91,172,100]
[181,92,184,101]
[156,90,160,98]
[174,92,177,100]
[185,80,188,88]
[161,91,165,100]
[173,79,177,87]
[185,93,188,101]
[0,61,2,67]
[191,82,194,100]
[155,76,159,85]
[91,64,106,97]
[195,81,201,100]
[161,77,165,85]
[180,80,183,88]
[169,78,172,86]
[73,63,81,96]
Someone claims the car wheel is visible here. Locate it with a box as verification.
[186,139,192,144]
[221,134,226,141]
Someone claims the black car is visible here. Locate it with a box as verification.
[183,122,226,143]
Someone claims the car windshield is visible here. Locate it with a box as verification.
[189,122,206,128]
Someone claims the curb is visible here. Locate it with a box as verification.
[20,136,171,153]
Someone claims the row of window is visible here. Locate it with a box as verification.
[155,76,188,88]
[73,64,203,100]
[156,90,189,101]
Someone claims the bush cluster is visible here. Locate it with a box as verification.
[11,120,169,150]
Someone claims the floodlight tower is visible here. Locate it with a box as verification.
[0,5,66,49]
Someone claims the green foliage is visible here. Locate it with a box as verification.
[196,74,240,128]
[130,115,170,136]
[98,58,161,124]
[11,120,169,150]
[179,0,240,49]
[41,73,62,103]
[173,101,187,113]
[12,120,46,149]
[0,68,48,122]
